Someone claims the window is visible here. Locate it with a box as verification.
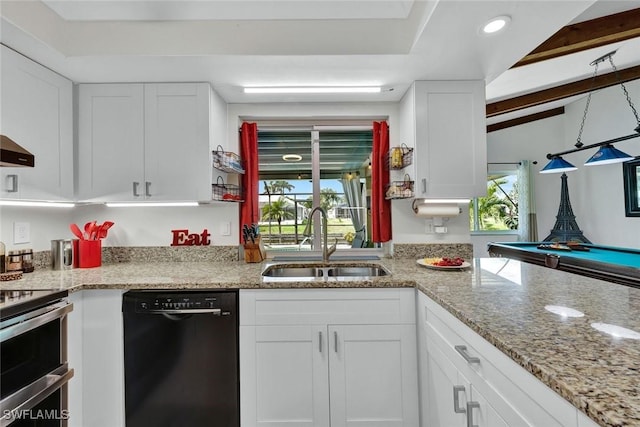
[257,126,375,253]
[470,165,519,232]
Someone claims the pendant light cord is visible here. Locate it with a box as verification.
[575,62,599,148]
[609,55,640,132]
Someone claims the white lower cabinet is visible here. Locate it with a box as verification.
[417,291,591,427]
[240,289,419,427]
[68,290,126,427]
[425,333,509,427]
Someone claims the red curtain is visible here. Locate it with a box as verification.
[372,121,392,243]
[239,122,259,241]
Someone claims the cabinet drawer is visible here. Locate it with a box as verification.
[240,288,415,326]
[422,293,579,427]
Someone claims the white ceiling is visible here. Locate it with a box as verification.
[1,0,639,114]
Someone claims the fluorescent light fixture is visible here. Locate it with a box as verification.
[105,202,199,207]
[282,154,302,162]
[482,15,511,34]
[540,157,577,174]
[0,200,75,208]
[244,86,381,94]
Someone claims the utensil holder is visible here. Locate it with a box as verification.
[243,236,266,263]
[75,239,102,268]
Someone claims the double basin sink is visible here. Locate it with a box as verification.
[262,263,390,281]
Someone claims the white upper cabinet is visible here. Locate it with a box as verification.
[78,83,212,202]
[400,81,487,199]
[0,46,73,201]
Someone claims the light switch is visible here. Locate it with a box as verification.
[14,222,30,244]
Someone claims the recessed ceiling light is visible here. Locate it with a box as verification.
[482,15,511,34]
[282,154,302,162]
[244,86,381,94]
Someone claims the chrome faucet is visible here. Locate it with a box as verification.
[303,206,337,262]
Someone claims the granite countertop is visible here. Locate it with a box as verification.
[1,257,639,427]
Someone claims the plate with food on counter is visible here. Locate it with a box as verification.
[416,257,471,270]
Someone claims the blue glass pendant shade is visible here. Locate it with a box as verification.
[584,144,634,166]
[540,157,577,174]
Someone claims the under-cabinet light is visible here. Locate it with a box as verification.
[244,86,381,94]
[0,200,75,208]
[105,202,199,207]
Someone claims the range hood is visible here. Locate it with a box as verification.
[0,135,35,167]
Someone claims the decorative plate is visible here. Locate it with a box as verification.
[416,259,471,270]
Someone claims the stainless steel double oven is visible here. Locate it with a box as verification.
[0,290,74,427]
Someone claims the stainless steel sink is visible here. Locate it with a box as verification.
[262,266,324,278]
[326,266,389,277]
[261,264,390,280]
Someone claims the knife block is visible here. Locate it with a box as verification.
[243,236,266,263]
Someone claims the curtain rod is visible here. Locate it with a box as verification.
[488,162,522,165]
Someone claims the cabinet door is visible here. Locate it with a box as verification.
[413,81,487,198]
[70,290,126,427]
[328,324,419,427]
[78,84,145,201]
[424,340,467,427]
[1,46,73,201]
[241,325,330,427]
[468,383,509,427]
[144,83,211,201]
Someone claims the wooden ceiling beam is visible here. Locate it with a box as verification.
[486,64,640,118]
[487,107,565,133]
[513,8,640,68]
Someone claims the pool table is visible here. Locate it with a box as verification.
[487,242,640,289]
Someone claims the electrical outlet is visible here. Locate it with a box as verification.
[14,222,30,244]
[220,222,231,236]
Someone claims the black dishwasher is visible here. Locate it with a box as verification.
[122,290,239,427]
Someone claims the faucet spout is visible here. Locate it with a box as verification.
[303,206,335,262]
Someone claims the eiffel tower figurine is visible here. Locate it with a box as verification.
[543,173,592,243]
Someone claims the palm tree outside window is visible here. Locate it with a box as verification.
[470,165,520,232]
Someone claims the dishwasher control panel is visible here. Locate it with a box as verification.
[123,290,237,315]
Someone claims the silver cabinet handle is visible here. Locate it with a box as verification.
[334,331,338,353]
[133,181,140,197]
[421,178,427,194]
[455,345,480,364]
[145,181,152,197]
[6,174,18,193]
[319,331,322,353]
[1,303,72,343]
[0,364,73,427]
[453,385,466,414]
[466,401,480,427]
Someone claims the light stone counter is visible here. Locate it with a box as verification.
[1,257,638,427]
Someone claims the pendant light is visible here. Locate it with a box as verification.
[540,50,639,173]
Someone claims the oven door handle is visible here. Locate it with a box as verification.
[0,364,74,427]
[0,303,73,343]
